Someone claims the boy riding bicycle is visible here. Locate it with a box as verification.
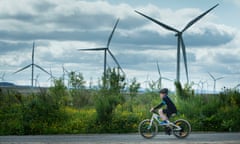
[139,88,191,138]
[150,88,177,125]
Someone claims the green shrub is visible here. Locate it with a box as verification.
[95,68,126,123]
[0,89,24,135]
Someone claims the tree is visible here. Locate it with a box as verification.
[49,78,70,106]
[67,71,91,108]
[68,71,85,89]
[129,77,140,112]
[175,81,194,99]
[95,68,126,122]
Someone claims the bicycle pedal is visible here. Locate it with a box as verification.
[165,127,172,135]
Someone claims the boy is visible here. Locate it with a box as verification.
[150,88,177,125]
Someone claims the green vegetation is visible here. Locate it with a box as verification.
[0,69,240,135]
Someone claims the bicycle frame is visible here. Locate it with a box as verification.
[149,113,182,131]
[150,113,161,126]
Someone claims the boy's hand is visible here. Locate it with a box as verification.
[150,108,154,112]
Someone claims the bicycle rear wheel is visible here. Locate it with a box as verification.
[173,119,191,139]
[138,119,158,139]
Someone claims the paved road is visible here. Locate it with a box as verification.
[0,133,239,144]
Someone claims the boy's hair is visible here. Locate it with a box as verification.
[159,88,168,94]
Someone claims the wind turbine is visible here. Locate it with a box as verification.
[198,80,208,94]
[34,74,40,87]
[47,67,56,86]
[135,4,219,83]
[156,61,172,89]
[13,42,51,87]
[62,65,70,87]
[234,84,240,89]
[144,74,150,89]
[78,19,124,78]
[0,72,5,81]
[208,72,224,92]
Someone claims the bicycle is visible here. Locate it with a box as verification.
[138,110,191,139]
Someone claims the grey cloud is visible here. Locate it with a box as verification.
[193,62,234,75]
[0,5,233,49]
[0,30,108,42]
[214,53,240,64]
[33,1,57,13]
[0,41,31,54]
[183,30,233,47]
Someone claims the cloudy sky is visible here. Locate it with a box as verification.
[0,0,240,91]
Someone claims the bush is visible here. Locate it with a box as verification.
[95,68,125,123]
[23,92,69,134]
[0,89,24,135]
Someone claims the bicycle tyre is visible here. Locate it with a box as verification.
[138,119,158,139]
[173,119,191,139]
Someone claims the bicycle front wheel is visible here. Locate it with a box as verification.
[138,119,158,139]
[173,119,191,139]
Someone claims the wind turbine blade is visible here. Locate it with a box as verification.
[107,49,125,75]
[180,36,189,83]
[62,65,69,74]
[234,84,240,89]
[182,4,219,32]
[216,77,224,80]
[48,67,55,81]
[107,19,120,48]
[13,64,32,74]
[162,77,173,81]
[34,64,51,75]
[0,72,5,81]
[156,61,161,77]
[208,72,215,80]
[78,48,107,51]
[135,10,179,33]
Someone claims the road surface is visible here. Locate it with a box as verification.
[0,133,239,144]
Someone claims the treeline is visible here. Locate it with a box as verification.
[0,68,240,135]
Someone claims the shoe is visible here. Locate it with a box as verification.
[165,126,172,135]
[160,120,169,125]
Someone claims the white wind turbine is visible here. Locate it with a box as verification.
[156,61,172,89]
[135,4,219,83]
[13,42,51,87]
[208,72,224,92]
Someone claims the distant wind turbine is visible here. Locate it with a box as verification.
[47,67,56,86]
[13,42,51,87]
[62,65,70,87]
[208,72,224,92]
[143,74,149,88]
[78,19,124,77]
[156,61,172,89]
[0,72,5,81]
[234,84,240,89]
[135,4,219,83]
[34,74,40,87]
[198,80,208,94]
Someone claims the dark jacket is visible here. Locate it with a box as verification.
[154,95,177,113]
